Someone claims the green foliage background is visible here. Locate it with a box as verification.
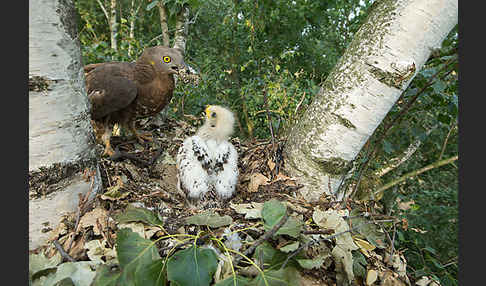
[75,0,458,284]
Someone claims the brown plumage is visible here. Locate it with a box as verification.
[85,46,188,156]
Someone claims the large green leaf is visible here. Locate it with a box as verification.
[249,267,301,286]
[29,252,61,279]
[261,199,302,238]
[92,228,165,286]
[253,242,288,269]
[167,246,219,286]
[114,206,164,228]
[40,261,98,286]
[90,265,120,286]
[214,275,251,286]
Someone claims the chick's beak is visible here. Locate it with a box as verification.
[205,106,211,119]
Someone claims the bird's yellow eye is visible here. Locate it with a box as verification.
[163,56,171,63]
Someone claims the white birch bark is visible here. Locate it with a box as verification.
[284,0,458,202]
[29,0,101,250]
[110,0,118,54]
[128,0,142,57]
[158,2,170,47]
[173,4,190,54]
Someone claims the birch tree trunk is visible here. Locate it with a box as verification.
[29,0,101,250]
[128,0,142,57]
[283,0,458,202]
[173,4,190,54]
[158,2,170,47]
[110,0,118,55]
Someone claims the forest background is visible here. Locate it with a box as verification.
[75,0,459,284]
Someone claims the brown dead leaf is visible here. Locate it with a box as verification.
[248,173,270,193]
[401,218,408,231]
[79,207,109,235]
[397,200,415,211]
[267,159,276,171]
[48,222,68,242]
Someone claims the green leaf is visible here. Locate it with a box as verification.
[185,211,233,228]
[382,140,394,154]
[262,199,303,238]
[114,206,164,227]
[167,246,218,286]
[279,242,299,253]
[250,267,301,286]
[53,277,75,286]
[146,0,159,11]
[41,261,98,286]
[349,211,387,249]
[432,80,446,94]
[29,252,62,279]
[214,275,251,286]
[352,250,368,279]
[253,242,287,269]
[296,256,325,270]
[115,228,165,286]
[90,264,121,286]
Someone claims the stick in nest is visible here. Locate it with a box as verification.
[233,209,290,266]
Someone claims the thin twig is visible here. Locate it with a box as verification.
[234,210,290,266]
[263,90,275,149]
[438,120,457,160]
[53,240,76,262]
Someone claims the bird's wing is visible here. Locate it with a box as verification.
[212,141,238,199]
[85,63,138,120]
[176,136,211,199]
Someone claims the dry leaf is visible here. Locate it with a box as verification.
[366,269,378,286]
[248,173,270,192]
[267,159,276,171]
[229,202,263,219]
[354,237,376,258]
[79,207,109,235]
[397,200,415,211]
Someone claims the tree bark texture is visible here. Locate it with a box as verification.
[283,0,458,202]
[110,0,118,54]
[158,2,170,47]
[29,0,101,250]
[173,4,190,54]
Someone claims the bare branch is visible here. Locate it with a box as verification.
[439,120,457,160]
[95,0,110,23]
[374,155,458,194]
[376,125,437,177]
[234,210,290,266]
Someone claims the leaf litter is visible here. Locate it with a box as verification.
[29,116,417,286]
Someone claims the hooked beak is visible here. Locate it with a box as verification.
[205,105,212,119]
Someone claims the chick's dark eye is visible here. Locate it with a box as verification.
[211,112,217,118]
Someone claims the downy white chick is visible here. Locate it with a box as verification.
[176,105,238,202]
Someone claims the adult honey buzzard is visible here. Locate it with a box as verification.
[85,46,189,156]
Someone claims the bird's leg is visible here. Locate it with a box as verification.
[128,121,153,144]
[101,124,115,157]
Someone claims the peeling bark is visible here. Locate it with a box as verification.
[283,0,458,202]
[29,0,101,249]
